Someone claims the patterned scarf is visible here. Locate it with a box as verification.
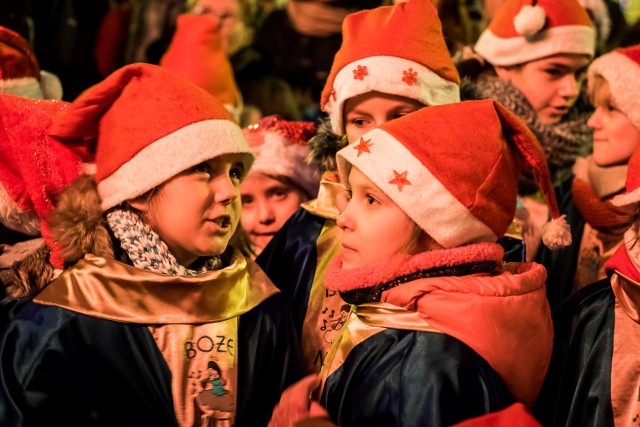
[474,73,593,194]
[106,206,222,276]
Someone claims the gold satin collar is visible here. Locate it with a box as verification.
[301,178,345,220]
[355,303,442,333]
[34,249,279,324]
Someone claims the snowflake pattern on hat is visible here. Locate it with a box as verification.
[352,65,368,81]
[402,68,418,86]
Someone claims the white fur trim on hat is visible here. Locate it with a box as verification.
[39,70,63,100]
[611,187,640,207]
[0,183,41,235]
[0,77,43,99]
[474,25,595,66]
[98,119,253,210]
[336,128,496,248]
[249,131,320,198]
[325,55,460,135]
[588,51,640,129]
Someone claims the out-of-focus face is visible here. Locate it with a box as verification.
[343,91,425,144]
[240,173,308,253]
[495,54,591,124]
[588,80,640,167]
[192,0,252,55]
[336,167,425,269]
[131,153,246,267]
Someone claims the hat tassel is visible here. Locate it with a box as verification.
[541,214,572,250]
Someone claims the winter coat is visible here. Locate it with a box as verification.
[0,178,303,426]
[318,242,553,426]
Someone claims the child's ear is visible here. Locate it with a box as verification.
[494,66,512,82]
[127,196,149,213]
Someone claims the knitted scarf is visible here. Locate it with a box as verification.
[106,206,222,276]
[474,73,593,194]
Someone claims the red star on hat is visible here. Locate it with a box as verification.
[389,170,411,192]
[353,137,373,156]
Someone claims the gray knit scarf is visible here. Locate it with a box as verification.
[106,206,222,276]
[474,73,593,194]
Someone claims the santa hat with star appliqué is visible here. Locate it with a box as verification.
[587,45,640,129]
[474,0,595,67]
[336,99,571,250]
[320,0,460,136]
[242,115,320,198]
[0,94,83,269]
[48,63,253,212]
[0,26,63,100]
[160,13,243,123]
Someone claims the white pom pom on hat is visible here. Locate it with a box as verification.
[513,5,546,37]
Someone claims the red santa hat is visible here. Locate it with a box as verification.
[0,94,82,268]
[336,99,571,250]
[320,0,460,135]
[49,63,253,211]
[0,26,63,100]
[611,148,640,207]
[588,45,640,129]
[242,115,320,198]
[474,0,595,67]
[161,14,242,122]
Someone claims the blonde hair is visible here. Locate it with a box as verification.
[588,74,611,107]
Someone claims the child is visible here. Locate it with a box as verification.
[0,63,301,426]
[270,99,568,426]
[461,0,595,260]
[538,45,640,309]
[240,115,319,255]
[256,0,461,375]
[534,146,640,426]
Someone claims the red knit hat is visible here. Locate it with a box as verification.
[49,63,253,211]
[336,100,570,249]
[161,14,242,122]
[243,115,320,198]
[0,94,82,268]
[588,45,640,129]
[474,0,595,67]
[0,26,63,100]
[320,0,460,135]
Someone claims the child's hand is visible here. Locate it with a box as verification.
[269,374,330,427]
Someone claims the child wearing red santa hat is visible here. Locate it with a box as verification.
[538,45,640,310]
[0,63,301,426]
[0,26,63,100]
[240,116,320,255]
[256,0,463,376]
[460,0,596,261]
[269,99,567,426]
[535,126,640,426]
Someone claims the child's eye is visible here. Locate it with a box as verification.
[191,162,212,174]
[544,68,562,78]
[241,195,254,205]
[230,165,245,181]
[346,190,353,201]
[607,103,617,112]
[366,194,376,205]
[350,118,368,127]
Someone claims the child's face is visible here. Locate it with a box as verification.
[588,84,640,167]
[337,167,421,269]
[343,92,424,144]
[495,53,591,125]
[132,153,245,267]
[240,173,308,252]
[192,0,251,55]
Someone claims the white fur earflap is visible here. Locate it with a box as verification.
[514,5,547,37]
[541,215,572,250]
